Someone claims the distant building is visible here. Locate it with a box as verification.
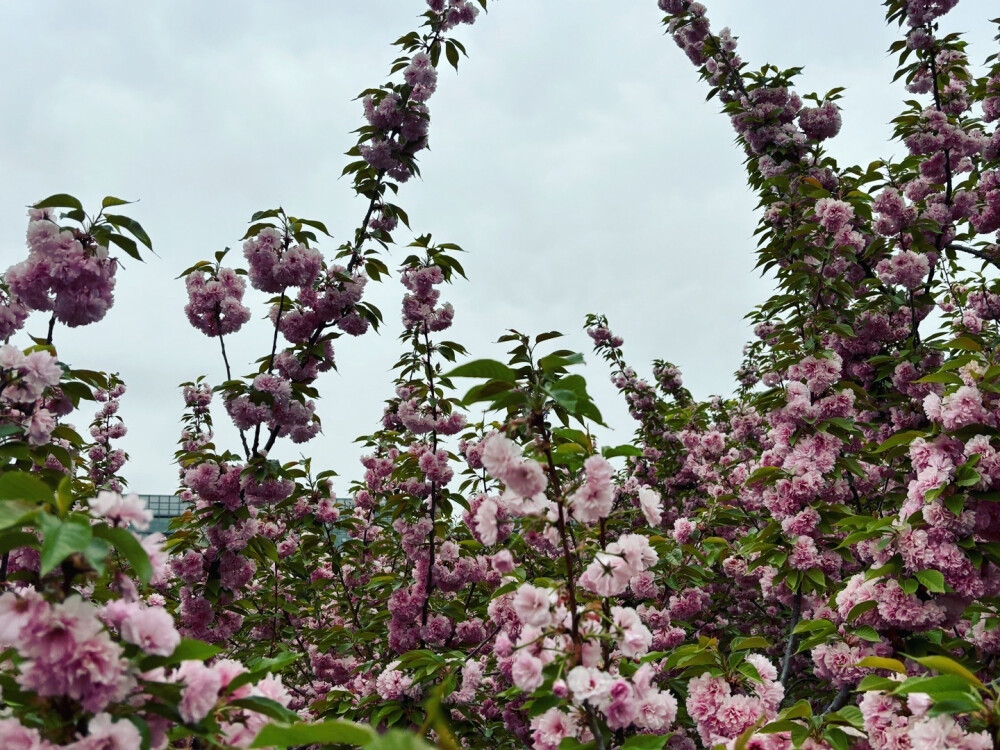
[139,494,189,536]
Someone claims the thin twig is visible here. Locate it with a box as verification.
[780,592,802,691]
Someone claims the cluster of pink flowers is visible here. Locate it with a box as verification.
[91,489,153,530]
[5,209,117,328]
[185,266,252,336]
[685,657,783,748]
[0,591,133,713]
[482,434,548,502]
[566,663,678,733]
[0,713,142,749]
[400,264,454,332]
[0,345,62,446]
[876,250,931,290]
[243,227,322,293]
[860,689,990,749]
[86,382,129,489]
[358,1,478,180]
[568,454,615,523]
[387,385,466,435]
[578,533,658,597]
[275,263,368,350]
[0,280,29,340]
[226,372,320,444]
[426,0,479,31]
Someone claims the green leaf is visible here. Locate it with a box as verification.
[294,217,331,236]
[873,430,925,453]
[538,352,585,372]
[906,655,984,689]
[93,525,152,585]
[747,466,785,483]
[940,335,981,352]
[0,500,39,531]
[108,233,142,261]
[250,719,375,748]
[601,444,644,459]
[780,700,812,720]
[445,359,517,382]
[914,372,963,384]
[791,618,834,635]
[621,736,669,749]
[104,213,153,250]
[34,193,83,211]
[915,569,946,593]
[852,625,881,643]
[39,514,93,576]
[0,472,54,504]
[230,696,300,723]
[56,475,73,516]
[846,600,878,622]
[535,331,563,344]
[857,675,899,692]
[102,196,133,208]
[890,674,976,697]
[731,636,772,651]
[0,529,39,555]
[445,41,460,69]
[141,638,222,670]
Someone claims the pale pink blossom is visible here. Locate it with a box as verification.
[530,708,579,750]
[90,491,153,531]
[511,651,544,692]
[610,606,653,658]
[579,552,631,597]
[0,718,45,750]
[569,455,614,524]
[176,660,223,723]
[69,713,141,749]
[567,666,613,704]
[638,486,662,525]
[120,606,180,657]
[512,583,553,628]
[481,434,520,481]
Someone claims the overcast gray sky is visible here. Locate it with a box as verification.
[1,2,995,493]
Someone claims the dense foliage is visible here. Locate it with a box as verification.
[2,0,1000,748]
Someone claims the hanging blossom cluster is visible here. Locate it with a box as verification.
[401,264,454,332]
[0,280,29,341]
[385,382,466,435]
[244,227,323,294]
[225,372,320,444]
[173,456,255,642]
[161,4,492,720]
[359,0,479,183]
[5,208,117,328]
[184,266,251,337]
[179,381,213,452]
[86,381,128,490]
[275,263,369,348]
[0,344,63,447]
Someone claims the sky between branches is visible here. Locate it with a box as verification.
[0,1,995,493]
